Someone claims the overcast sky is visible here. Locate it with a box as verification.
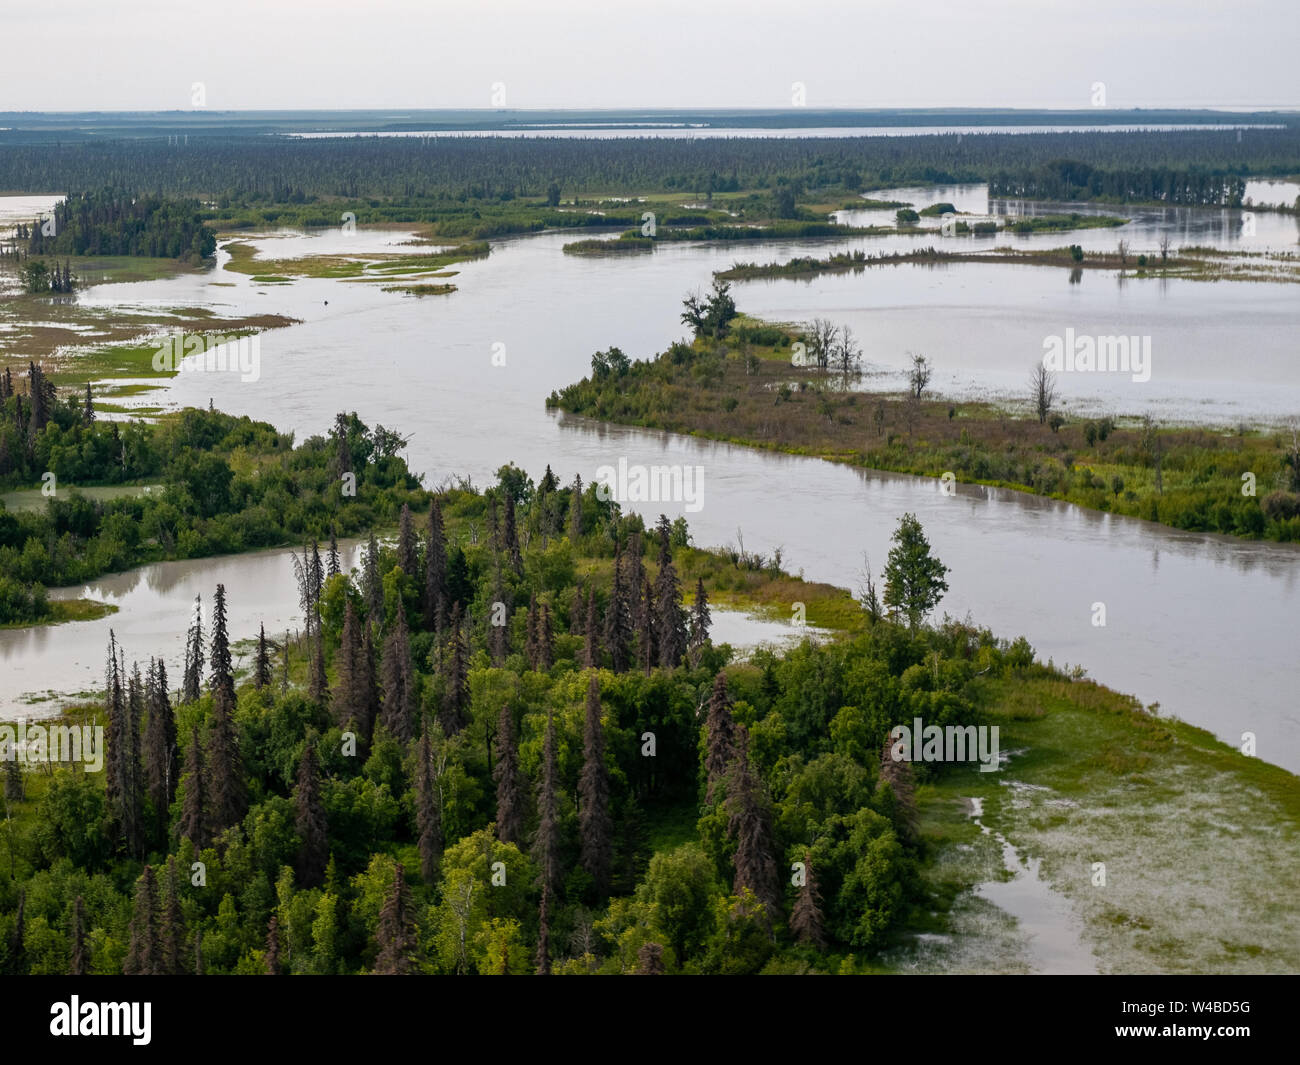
[1,0,1294,112]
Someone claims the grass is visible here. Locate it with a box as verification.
[221,240,489,281]
[379,283,456,297]
[899,672,1300,972]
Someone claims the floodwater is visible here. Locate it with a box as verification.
[1,195,1298,775]
[968,795,1098,974]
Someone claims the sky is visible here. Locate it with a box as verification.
[0,0,1294,112]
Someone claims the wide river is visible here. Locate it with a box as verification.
[2,185,1298,773]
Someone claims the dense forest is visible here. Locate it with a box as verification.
[5,189,216,263]
[0,367,420,623]
[988,160,1252,205]
[0,413,1025,974]
[0,128,1295,210]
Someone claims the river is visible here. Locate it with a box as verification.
[1,188,1297,773]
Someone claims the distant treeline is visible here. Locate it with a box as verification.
[19,189,216,261]
[989,160,1255,206]
[0,128,1295,205]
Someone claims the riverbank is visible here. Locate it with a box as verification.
[547,327,1300,543]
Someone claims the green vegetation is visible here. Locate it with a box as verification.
[716,244,1300,284]
[548,298,1300,543]
[562,236,655,255]
[0,372,428,622]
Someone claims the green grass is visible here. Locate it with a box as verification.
[1,483,163,512]
[0,598,118,630]
[902,673,1300,972]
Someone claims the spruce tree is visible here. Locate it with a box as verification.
[689,578,711,665]
[209,584,233,699]
[69,896,88,976]
[877,738,919,845]
[294,742,328,888]
[532,710,562,898]
[3,754,22,803]
[327,531,340,579]
[703,672,736,803]
[309,629,329,707]
[654,519,688,667]
[199,578,241,822]
[424,498,448,632]
[415,731,443,885]
[439,603,469,736]
[144,657,177,848]
[124,866,162,975]
[603,537,632,672]
[253,624,272,690]
[182,596,202,703]
[535,883,552,976]
[578,676,612,894]
[726,726,780,918]
[635,942,666,975]
[494,704,524,846]
[503,492,523,576]
[360,623,379,743]
[265,914,282,975]
[179,726,206,848]
[332,600,365,730]
[790,852,826,948]
[380,608,414,743]
[123,662,146,855]
[569,475,584,541]
[397,503,418,580]
[159,856,186,975]
[374,865,417,975]
[104,633,124,815]
[637,576,655,675]
[363,531,383,621]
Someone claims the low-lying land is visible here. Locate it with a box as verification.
[548,314,1300,543]
[718,244,1300,284]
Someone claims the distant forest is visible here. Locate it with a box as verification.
[0,128,1296,207]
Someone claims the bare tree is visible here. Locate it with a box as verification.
[1116,239,1129,265]
[807,318,837,371]
[1158,234,1171,262]
[1030,362,1059,425]
[907,353,932,400]
[833,325,862,383]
